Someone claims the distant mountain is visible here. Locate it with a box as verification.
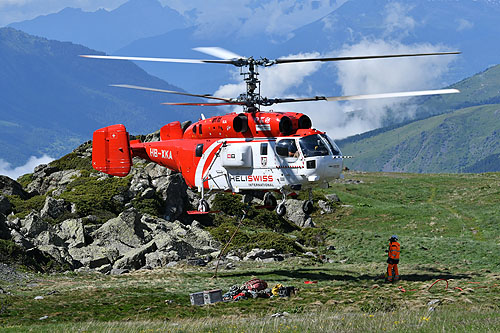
[337,64,500,173]
[0,28,207,167]
[8,0,187,53]
[338,104,500,173]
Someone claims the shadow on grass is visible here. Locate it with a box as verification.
[217,267,474,283]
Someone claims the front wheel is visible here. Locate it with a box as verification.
[264,192,277,208]
[198,199,209,212]
[276,203,286,216]
[302,200,314,215]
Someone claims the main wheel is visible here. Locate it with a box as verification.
[302,200,314,215]
[198,199,209,212]
[276,203,286,216]
[263,192,277,208]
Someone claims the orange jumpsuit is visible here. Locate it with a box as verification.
[386,241,400,281]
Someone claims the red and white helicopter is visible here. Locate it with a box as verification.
[81,48,459,216]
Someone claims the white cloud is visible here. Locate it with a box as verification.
[456,18,474,31]
[383,2,416,38]
[213,40,456,141]
[0,155,54,180]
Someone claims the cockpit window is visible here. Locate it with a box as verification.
[299,134,329,157]
[276,139,300,158]
[319,134,341,156]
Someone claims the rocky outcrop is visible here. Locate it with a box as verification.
[284,199,315,228]
[0,175,29,199]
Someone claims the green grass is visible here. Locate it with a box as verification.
[0,171,498,331]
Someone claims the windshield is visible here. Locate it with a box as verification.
[320,134,341,156]
[299,134,330,157]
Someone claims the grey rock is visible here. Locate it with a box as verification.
[302,217,316,228]
[141,187,155,199]
[155,173,187,222]
[110,268,129,275]
[325,193,341,203]
[91,208,151,255]
[96,264,112,274]
[284,199,313,228]
[27,170,81,196]
[0,195,11,215]
[145,252,171,268]
[68,245,115,268]
[20,213,49,238]
[37,244,74,267]
[112,240,157,270]
[40,196,70,219]
[318,200,333,214]
[10,229,35,249]
[35,230,64,247]
[0,175,29,199]
[243,248,282,261]
[56,219,86,248]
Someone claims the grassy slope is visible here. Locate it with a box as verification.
[0,172,498,331]
[339,104,500,173]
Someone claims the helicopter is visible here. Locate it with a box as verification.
[81,47,459,216]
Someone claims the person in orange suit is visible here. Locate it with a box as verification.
[386,235,400,282]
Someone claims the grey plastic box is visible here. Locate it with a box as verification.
[203,289,222,304]
[190,291,205,306]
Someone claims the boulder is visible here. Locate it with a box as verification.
[10,229,34,249]
[0,176,29,199]
[37,244,76,268]
[325,193,341,203]
[20,212,49,238]
[56,219,86,248]
[0,195,11,215]
[68,245,117,268]
[0,213,8,240]
[112,240,157,270]
[40,196,70,219]
[154,173,188,222]
[35,230,64,247]
[26,169,81,196]
[284,199,314,228]
[243,248,284,261]
[91,208,152,255]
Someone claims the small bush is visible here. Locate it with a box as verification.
[16,173,33,188]
[248,232,303,254]
[131,192,165,217]
[59,175,130,222]
[211,193,247,217]
[249,209,299,232]
[7,194,46,218]
[49,148,93,172]
[296,227,328,247]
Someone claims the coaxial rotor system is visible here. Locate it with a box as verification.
[80,47,460,111]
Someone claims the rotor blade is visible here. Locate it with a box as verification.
[162,102,246,106]
[268,89,460,104]
[110,84,234,102]
[193,47,243,60]
[274,51,460,64]
[79,54,234,64]
[325,88,460,102]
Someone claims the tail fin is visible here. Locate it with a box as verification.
[92,124,131,177]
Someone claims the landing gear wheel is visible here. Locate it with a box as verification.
[198,199,209,212]
[263,192,277,208]
[276,203,286,217]
[302,200,314,215]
